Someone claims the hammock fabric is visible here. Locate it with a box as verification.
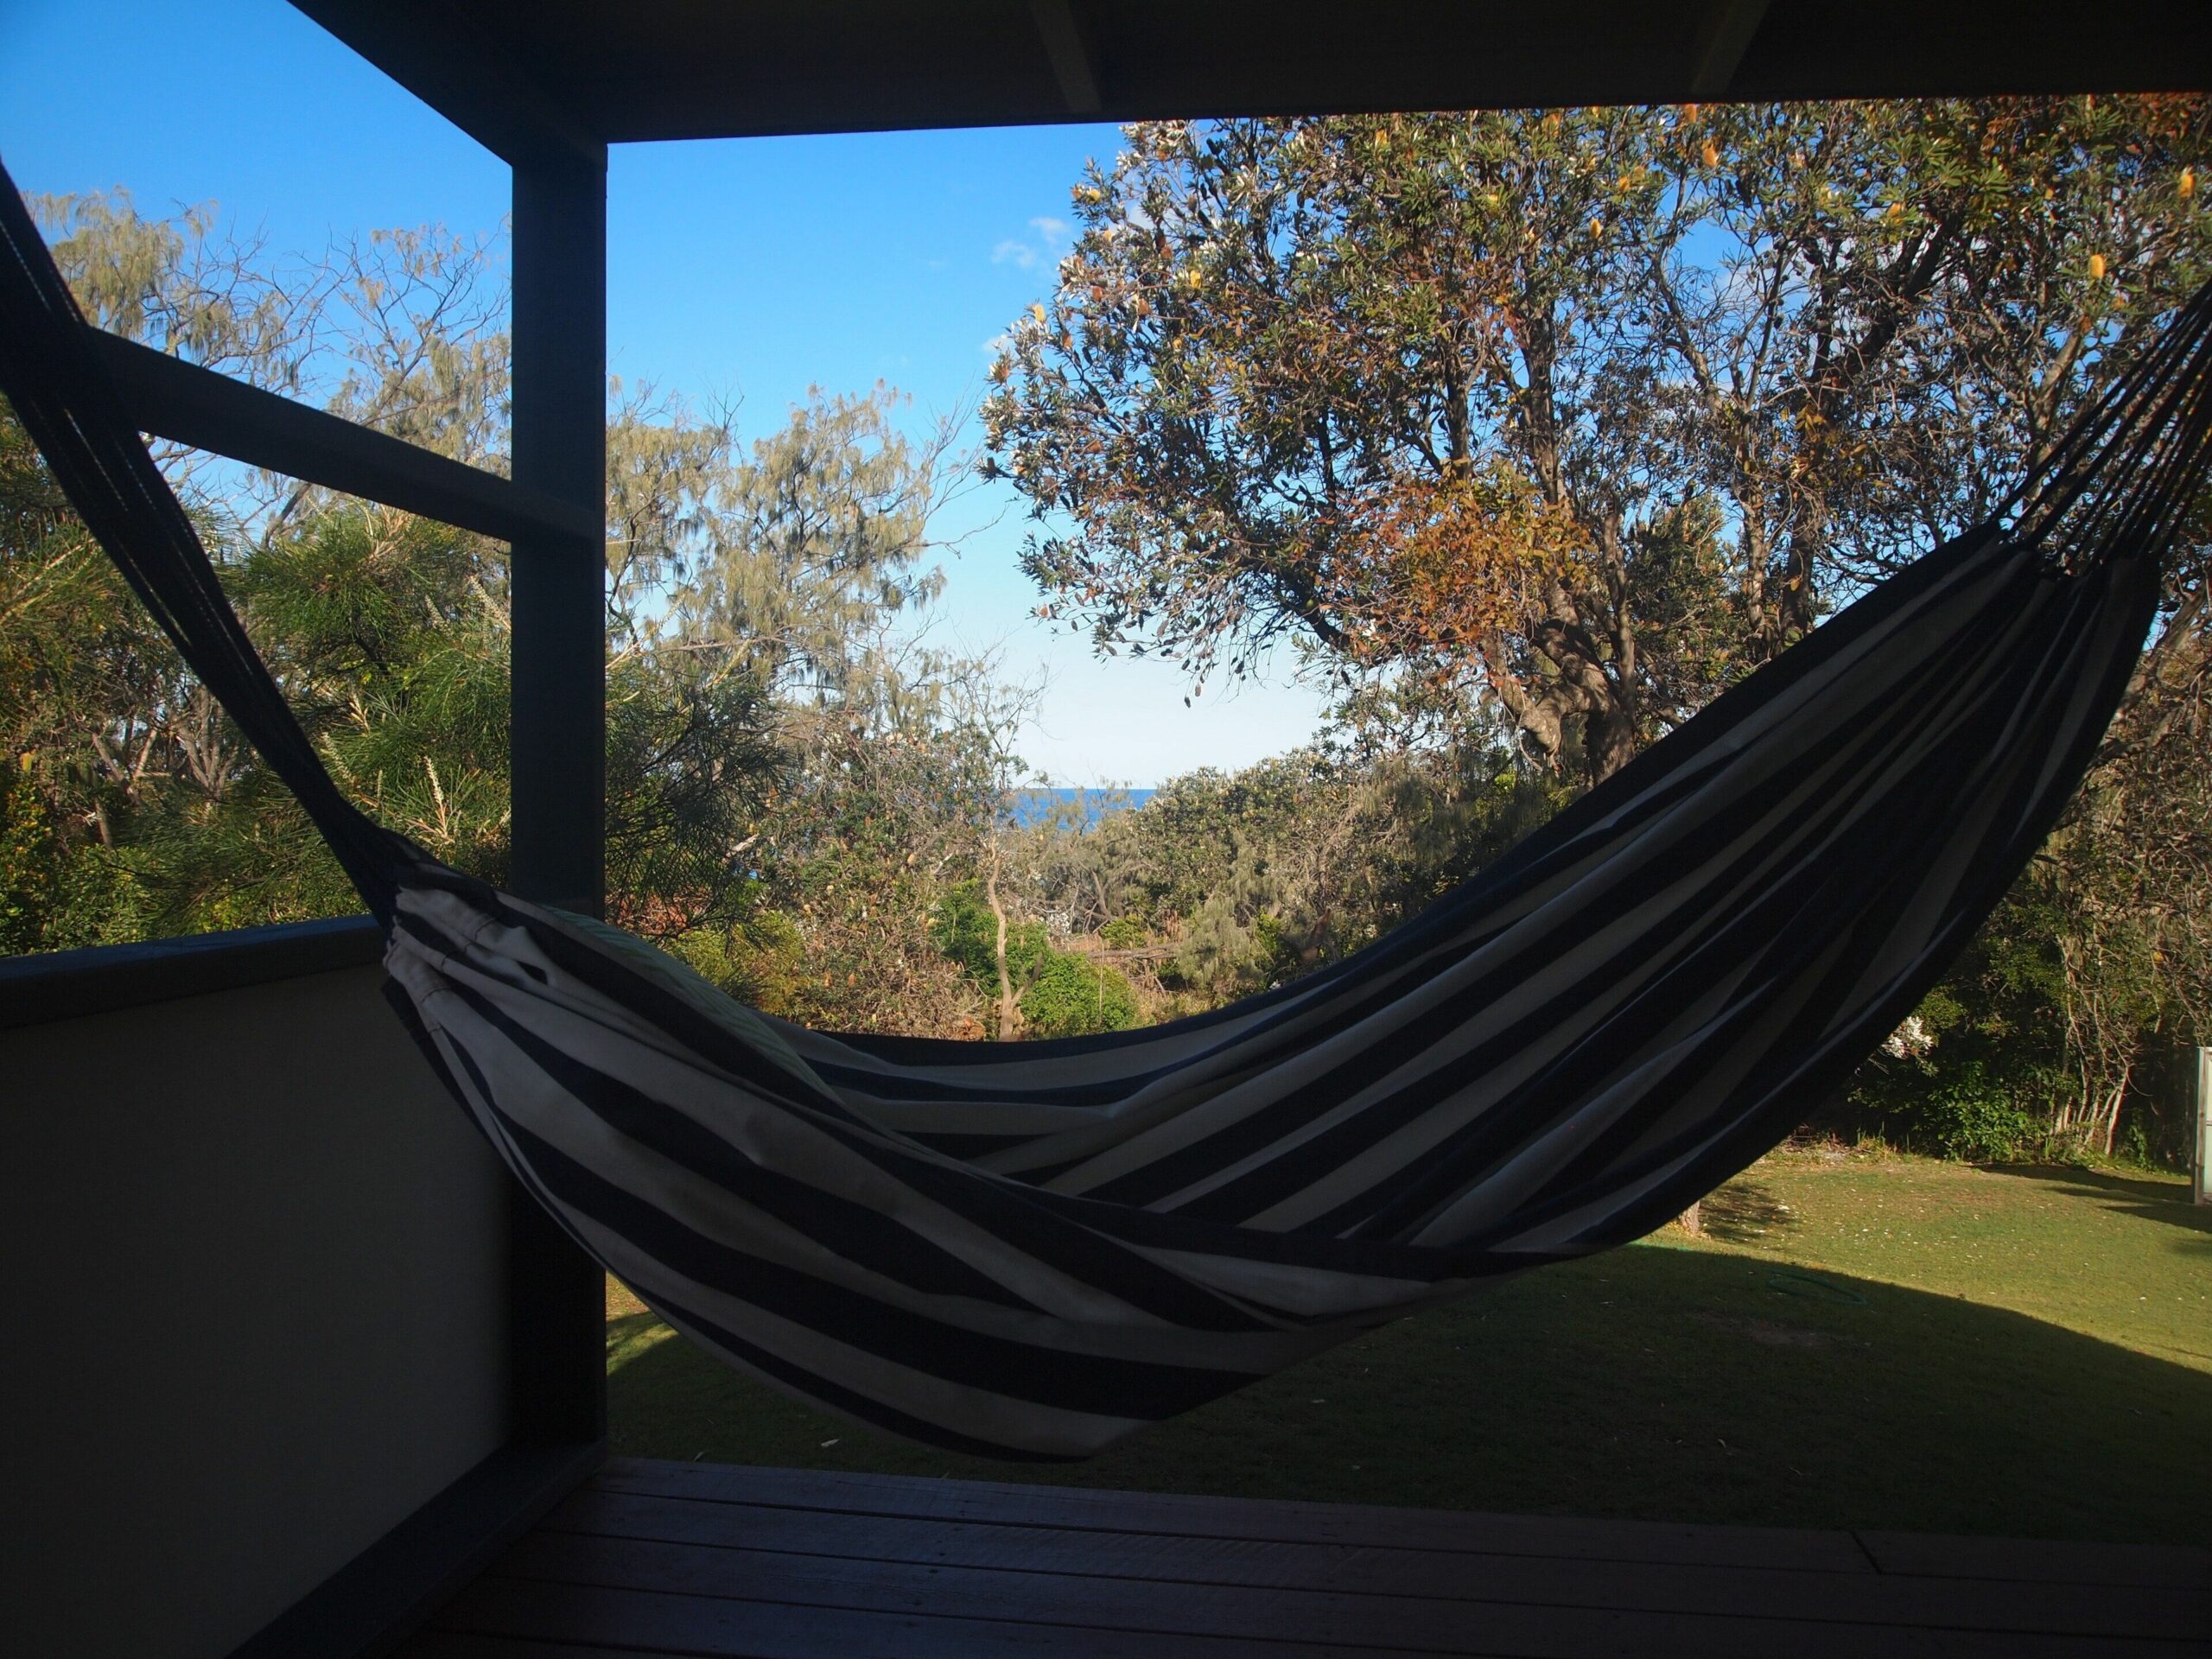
[7,166,2212,1459]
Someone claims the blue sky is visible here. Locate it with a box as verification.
[0,0,1333,785]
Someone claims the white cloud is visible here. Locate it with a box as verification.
[991,215,1073,271]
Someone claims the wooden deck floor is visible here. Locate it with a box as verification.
[399,1457,2210,1657]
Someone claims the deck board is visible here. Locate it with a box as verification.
[1854,1528,2212,1591]
[589,1459,1877,1572]
[397,1458,2212,1657]
[530,1487,2201,1640]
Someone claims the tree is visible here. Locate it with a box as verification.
[987,100,2211,782]
[2022,562,2212,1151]
[0,397,165,948]
[993,741,1567,1015]
[2,191,529,942]
[608,381,970,709]
[930,877,1140,1039]
[596,378,1034,1033]
[2,190,961,1002]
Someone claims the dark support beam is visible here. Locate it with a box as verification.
[87,330,597,546]
[1030,0,1103,115]
[510,150,608,926]
[507,145,609,1449]
[1690,0,1772,99]
[289,0,602,168]
[289,1,2212,146]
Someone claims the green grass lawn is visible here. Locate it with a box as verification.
[605,1148,2211,1543]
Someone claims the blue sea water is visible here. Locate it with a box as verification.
[1005,786,1157,828]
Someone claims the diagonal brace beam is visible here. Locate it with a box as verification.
[88,328,598,546]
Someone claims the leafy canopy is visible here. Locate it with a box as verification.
[987,99,2211,780]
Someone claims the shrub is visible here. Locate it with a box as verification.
[1020,950,1139,1038]
[932,881,1042,989]
[1098,915,1148,950]
[1251,912,1304,985]
[671,908,807,1014]
[1913,1061,2047,1162]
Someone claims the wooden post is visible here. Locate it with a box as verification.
[506,144,608,1447]
[2193,1048,2210,1207]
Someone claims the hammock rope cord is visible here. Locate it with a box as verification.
[8,162,2212,1457]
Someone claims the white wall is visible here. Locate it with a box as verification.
[1,963,513,1658]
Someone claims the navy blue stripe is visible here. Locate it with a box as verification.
[452,982,1052,1313]
[1088,569,2018,1220]
[494,1107,1262,1421]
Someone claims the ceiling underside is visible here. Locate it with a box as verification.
[288,1,2211,163]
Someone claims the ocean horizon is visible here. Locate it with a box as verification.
[1005,785,1157,828]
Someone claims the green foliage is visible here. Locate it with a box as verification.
[1909,1062,2051,1163]
[0,195,535,944]
[668,908,807,1017]
[931,880,1138,1038]
[1005,741,1569,1012]
[12,122,2212,1141]
[616,383,961,716]
[1097,916,1147,950]
[0,194,960,1022]
[1840,912,2071,1159]
[1,382,186,948]
[931,881,1037,991]
[0,763,58,954]
[1250,912,1302,983]
[1020,950,1139,1039]
[928,880,995,985]
[989,99,2212,781]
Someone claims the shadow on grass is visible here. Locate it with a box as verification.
[1993,1164,2212,1240]
[607,1243,2210,1546]
[1696,1177,1802,1245]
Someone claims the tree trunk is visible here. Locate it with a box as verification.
[1585,698,1641,786]
[985,849,1019,1042]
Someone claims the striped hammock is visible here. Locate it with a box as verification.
[7,171,2210,1458]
